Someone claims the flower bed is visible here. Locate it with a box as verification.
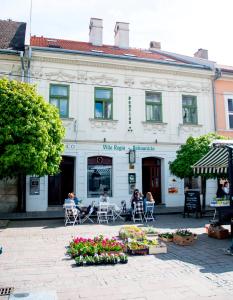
[75,253,128,266]
[119,225,146,240]
[126,238,167,255]
[67,235,127,262]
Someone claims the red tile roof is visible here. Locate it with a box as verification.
[30,36,190,65]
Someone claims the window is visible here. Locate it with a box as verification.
[87,156,112,197]
[227,98,233,129]
[50,84,69,118]
[182,95,197,124]
[146,92,162,122]
[94,88,113,119]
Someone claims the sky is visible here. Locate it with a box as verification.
[1,0,233,66]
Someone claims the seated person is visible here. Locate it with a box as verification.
[143,192,155,211]
[131,189,143,209]
[64,192,75,207]
[99,189,110,203]
[72,192,81,206]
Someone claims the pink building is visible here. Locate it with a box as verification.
[215,65,233,138]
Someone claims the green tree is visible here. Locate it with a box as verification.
[0,78,65,208]
[170,133,226,180]
[169,133,227,208]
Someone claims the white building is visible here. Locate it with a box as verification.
[26,18,216,211]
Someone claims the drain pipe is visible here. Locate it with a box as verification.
[20,51,25,82]
[27,46,32,83]
[212,67,222,132]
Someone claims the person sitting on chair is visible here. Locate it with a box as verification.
[143,192,155,211]
[99,189,110,203]
[64,193,75,206]
[131,189,142,209]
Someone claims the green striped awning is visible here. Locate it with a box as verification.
[193,147,229,175]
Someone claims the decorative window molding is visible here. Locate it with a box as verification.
[142,121,168,133]
[178,123,203,134]
[89,118,118,130]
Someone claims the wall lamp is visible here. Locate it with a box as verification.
[128,149,136,164]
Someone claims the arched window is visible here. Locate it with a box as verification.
[87,156,112,197]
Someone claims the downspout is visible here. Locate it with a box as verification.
[20,51,25,82]
[27,46,32,83]
[212,67,222,132]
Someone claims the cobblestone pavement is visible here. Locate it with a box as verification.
[0,215,233,300]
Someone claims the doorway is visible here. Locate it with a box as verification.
[142,157,161,204]
[48,156,75,205]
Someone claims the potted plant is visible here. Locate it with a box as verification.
[142,227,158,237]
[173,229,195,246]
[158,232,174,242]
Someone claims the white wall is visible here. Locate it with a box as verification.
[26,50,215,211]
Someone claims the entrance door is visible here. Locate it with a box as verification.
[48,156,75,205]
[142,157,161,204]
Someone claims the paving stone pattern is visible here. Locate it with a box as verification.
[0,215,233,300]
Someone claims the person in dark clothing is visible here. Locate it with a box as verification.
[216,183,227,198]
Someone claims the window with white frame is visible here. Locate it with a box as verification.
[227,98,233,129]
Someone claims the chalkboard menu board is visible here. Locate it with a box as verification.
[184,190,202,218]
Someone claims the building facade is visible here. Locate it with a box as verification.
[215,65,233,138]
[24,19,217,211]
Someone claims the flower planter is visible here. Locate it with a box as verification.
[127,246,149,255]
[148,242,167,254]
[159,236,173,243]
[173,234,195,246]
[208,226,229,239]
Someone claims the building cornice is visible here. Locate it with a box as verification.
[31,50,213,79]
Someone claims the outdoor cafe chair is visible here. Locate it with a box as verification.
[113,201,126,221]
[64,204,80,226]
[80,201,95,224]
[144,202,155,222]
[97,203,109,223]
[132,201,145,223]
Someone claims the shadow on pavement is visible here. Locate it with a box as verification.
[155,232,233,274]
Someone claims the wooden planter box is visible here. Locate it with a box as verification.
[127,246,149,255]
[149,242,167,254]
[173,234,195,246]
[208,226,229,239]
[159,236,173,243]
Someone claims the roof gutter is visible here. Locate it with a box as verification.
[31,46,211,71]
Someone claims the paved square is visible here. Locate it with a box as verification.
[0,215,233,299]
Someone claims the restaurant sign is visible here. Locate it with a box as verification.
[102,144,155,151]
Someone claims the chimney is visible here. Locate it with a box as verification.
[89,18,103,46]
[194,48,208,59]
[149,41,161,50]
[114,22,129,49]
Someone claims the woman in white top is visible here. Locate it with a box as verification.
[99,190,110,203]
